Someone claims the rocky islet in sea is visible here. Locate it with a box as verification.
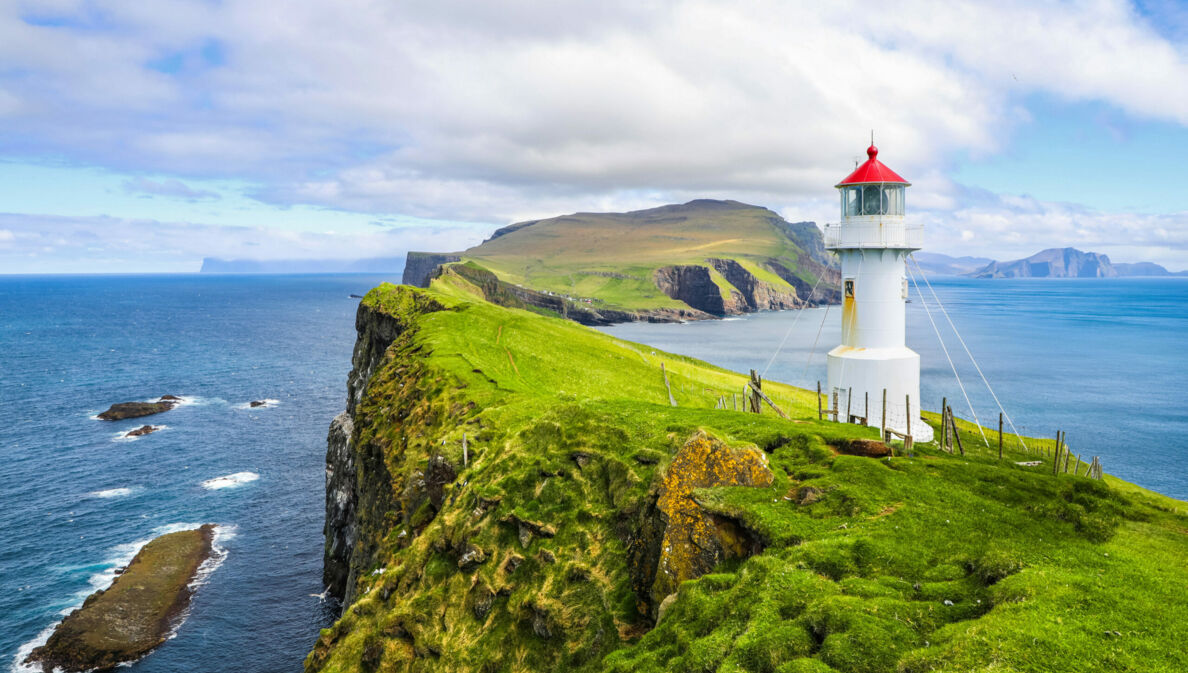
[97,395,183,421]
[24,525,217,672]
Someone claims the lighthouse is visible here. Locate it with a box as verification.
[824,143,933,442]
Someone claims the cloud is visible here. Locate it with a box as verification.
[1,0,1185,223]
[122,176,219,200]
[0,1,1186,270]
[0,212,489,274]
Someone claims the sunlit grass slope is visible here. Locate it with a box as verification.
[455,199,827,310]
[308,276,1188,673]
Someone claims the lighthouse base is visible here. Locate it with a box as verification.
[826,345,934,444]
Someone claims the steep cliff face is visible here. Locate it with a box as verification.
[402,252,462,288]
[653,265,729,315]
[706,258,803,311]
[323,290,447,604]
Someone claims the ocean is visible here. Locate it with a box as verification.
[0,274,394,673]
[602,277,1188,501]
[2,274,1185,673]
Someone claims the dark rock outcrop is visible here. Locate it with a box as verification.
[706,258,803,311]
[837,438,892,458]
[97,398,177,421]
[401,252,461,288]
[626,433,772,617]
[653,265,729,315]
[249,400,267,408]
[25,525,215,672]
[125,425,158,437]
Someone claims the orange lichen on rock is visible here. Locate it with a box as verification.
[651,432,772,602]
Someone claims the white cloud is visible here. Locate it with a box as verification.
[0,1,1186,267]
[0,212,488,274]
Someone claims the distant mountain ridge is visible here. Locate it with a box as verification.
[402,199,841,324]
[969,248,1117,279]
[965,248,1188,279]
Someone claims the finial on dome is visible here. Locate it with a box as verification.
[867,144,878,160]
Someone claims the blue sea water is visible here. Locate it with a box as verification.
[1,274,1185,673]
[603,277,1188,501]
[0,274,396,673]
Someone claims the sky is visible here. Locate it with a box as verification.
[1,0,1187,273]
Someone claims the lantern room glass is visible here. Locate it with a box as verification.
[840,184,905,217]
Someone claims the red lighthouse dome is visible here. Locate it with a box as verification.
[835,144,911,187]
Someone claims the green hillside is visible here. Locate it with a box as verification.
[309,272,1188,673]
[404,200,839,320]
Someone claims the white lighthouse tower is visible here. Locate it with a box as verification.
[825,143,933,442]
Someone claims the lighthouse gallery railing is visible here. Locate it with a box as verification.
[824,221,924,249]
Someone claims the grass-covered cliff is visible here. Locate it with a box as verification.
[310,270,1188,673]
[402,200,840,323]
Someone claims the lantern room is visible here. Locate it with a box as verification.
[837,145,911,219]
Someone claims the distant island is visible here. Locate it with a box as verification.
[917,249,1187,278]
[966,247,1187,279]
[199,257,407,274]
[401,199,840,324]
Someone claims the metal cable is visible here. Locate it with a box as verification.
[905,262,989,445]
[908,255,1029,452]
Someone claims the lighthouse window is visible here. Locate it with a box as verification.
[844,279,854,298]
[861,185,882,215]
[843,187,861,217]
[884,186,904,216]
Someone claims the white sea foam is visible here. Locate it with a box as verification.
[11,622,58,673]
[12,523,227,673]
[234,398,280,410]
[90,487,137,499]
[200,471,260,490]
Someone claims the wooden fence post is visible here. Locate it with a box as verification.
[865,392,869,424]
[463,432,469,467]
[948,406,964,456]
[905,394,911,438]
[832,391,838,421]
[817,381,822,420]
[1052,431,1062,476]
[941,397,949,452]
[881,389,887,437]
[846,387,852,424]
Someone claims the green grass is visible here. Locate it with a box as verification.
[308,280,1188,673]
